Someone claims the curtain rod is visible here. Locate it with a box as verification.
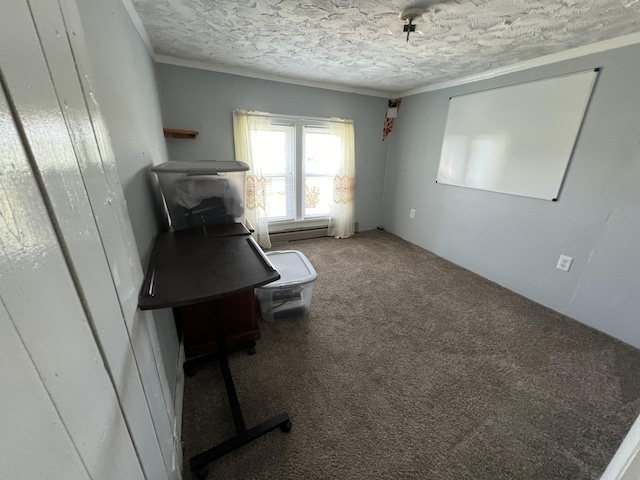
[234,109,354,125]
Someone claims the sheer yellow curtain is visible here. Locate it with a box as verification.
[328,120,355,239]
[233,109,272,248]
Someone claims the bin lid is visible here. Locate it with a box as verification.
[263,250,317,288]
[151,160,249,174]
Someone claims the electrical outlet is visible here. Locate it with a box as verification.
[409,208,416,219]
[556,255,573,272]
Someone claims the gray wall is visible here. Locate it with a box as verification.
[383,43,640,349]
[155,64,389,232]
[75,0,179,401]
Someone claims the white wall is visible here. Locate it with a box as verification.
[73,0,180,403]
[383,43,640,349]
[155,64,389,232]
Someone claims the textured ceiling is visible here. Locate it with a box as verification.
[132,0,640,94]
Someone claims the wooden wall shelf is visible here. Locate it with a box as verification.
[163,128,198,139]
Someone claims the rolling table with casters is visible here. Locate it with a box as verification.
[139,223,291,479]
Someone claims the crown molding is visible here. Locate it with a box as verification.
[154,55,393,98]
[118,1,640,101]
[120,0,154,57]
[395,32,640,98]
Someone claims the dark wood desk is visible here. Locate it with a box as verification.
[139,224,291,479]
[178,290,260,361]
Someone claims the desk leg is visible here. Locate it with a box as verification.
[189,300,291,479]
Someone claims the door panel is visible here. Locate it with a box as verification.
[1,0,178,478]
[0,302,90,480]
[0,69,144,479]
[15,0,176,476]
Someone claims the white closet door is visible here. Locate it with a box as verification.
[0,302,91,480]
[0,70,144,479]
[0,0,177,478]
[51,0,179,469]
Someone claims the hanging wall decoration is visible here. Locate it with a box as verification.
[383,98,402,141]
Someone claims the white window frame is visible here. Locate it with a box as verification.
[250,122,296,223]
[264,115,337,233]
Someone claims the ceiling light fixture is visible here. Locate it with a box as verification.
[401,7,421,42]
[389,6,431,42]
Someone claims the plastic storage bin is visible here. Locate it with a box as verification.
[257,250,317,322]
[151,160,249,231]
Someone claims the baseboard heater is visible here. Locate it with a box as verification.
[269,227,328,243]
[269,222,358,244]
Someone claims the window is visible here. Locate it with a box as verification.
[248,123,295,221]
[234,110,355,248]
[247,116,340,228]
[304,126,341,219]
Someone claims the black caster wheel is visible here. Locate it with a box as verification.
[280,419,292,433]
[193,466,209,480]
[247,345,257,355]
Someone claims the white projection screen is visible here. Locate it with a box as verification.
[436,69,599,201]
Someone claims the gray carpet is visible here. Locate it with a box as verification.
[181,230,640,479]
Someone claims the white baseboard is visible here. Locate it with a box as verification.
[172,341,185,476]
[601,413,640,480]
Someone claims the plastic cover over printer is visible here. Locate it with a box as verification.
[151,160,249,231]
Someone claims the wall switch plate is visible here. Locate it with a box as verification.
[557,255,573,272]
[409,208,416,219]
